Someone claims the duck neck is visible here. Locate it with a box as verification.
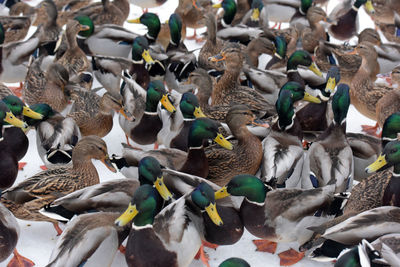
[351,55,374,88]
[71,156,100,186]
[393,165,400,176]
[231,125,252,144]
[66,30,79,50]
[212,60,241,105]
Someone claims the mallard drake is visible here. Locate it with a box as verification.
[0,135,117,235]
[215,174,336,266]
[265,0,313,26]
[23,58,70,113]
[205,105,264,186]
[24,103,81,168]
[213,0,237,29]
[260,83,308,188]
[0,101,27,189]
[166,13,196,82]
[67,89,128,138]
[349,42,395,136]
[302,84,354,193]
[0,203,34,267]
[169,92,206,151]
[209,43,268,120]
[47,212,130,267]
[115,182,223,267]
[0,15,30,43]
[121,117,232,177]
[328,0,375,40]
[219,258,250,267]
[57,20,90,77]
[240,0,268,27]
[119,78,175,147]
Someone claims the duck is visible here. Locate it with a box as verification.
[260,84,305,189]
[219,258,250,267]
[0,135,117,235]
[328,0,375,40]
[0,15,30,43]
[166,13,196,82]
[23,103,81,168]
[0,203,34,267]
[115,182,223,267]
[67,89,129,138]
[57,19,91,77]
[205,105,264,186]
[302,84,354,193]
[36,0,61,56]
[300,6,329,54]
[46,212,131,267]
[121,117,232,178]
[209,43,269,120]
[119,77,176,147]
[349,42,395,136]
[213,0,238,29]
[129,0,168,12]
[0,101,27,190]
[265,0,314,27]
[169,92,206,152]
[215,174,336,266]
[23,57,70,113]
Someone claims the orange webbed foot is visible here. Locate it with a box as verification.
[278,248,305,266]
[7,249,35,267]
[252,240,278,254]
[52,222,63,236]
[361,122,380,137]
[194,243,211,267]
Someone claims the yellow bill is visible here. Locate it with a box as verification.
[364,0,375,14]
[212,3,222,8]
[325,77,336,93]
[205,203,223,226]
[160,94,176,113]
[214,133,233,150]
[215,186,230,200]
[101,155,117,173]
[251,8,260,21]
[115,203,138,227]
[142,49,155,64]
[366,154,387,173]
[309,62,323,77]
[23,106,43,120]
[4,112,27,129]
[303,92,321,103]
[127,18,141,24]
[193,107,206,118]
[154,176,173,201]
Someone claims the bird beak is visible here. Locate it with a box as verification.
[365,154,387,173]
[115,203,138,227]
[308,62,323,77]
[4,112,28,129]
[214,133,233,150]
[101,155,117,173]
[205,202,223,226]
[154,176,173,201]
[160,94,176,113]
[193,107,206,118]
[303,92,321,103]
[215,186,230,199]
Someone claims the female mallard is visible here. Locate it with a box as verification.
[328,0,375,40]
[119,78,175,147]
[115,182,223,267]
[121,117,232,178]
[209,43,268,120]
[67,90,128,138]
[0,203,34,267]
[302,84,354,193]
[0,135,116,235]
[24,103,81,168]
[23,58,70,113]
[57,20,90,77]
[300,6,329,54]
[205,105,264,186]
[215,174,336,266]
[47,212,130,267]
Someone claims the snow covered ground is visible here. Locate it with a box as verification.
[2,0,382,266]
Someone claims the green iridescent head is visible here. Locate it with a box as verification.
[300,0,313,14]
[279,81,321,103]
[274,35,287,60]
[74,15,94,38]
[0,101,27,129]
[168,13,182,45]
[145,80,167,112]
[382,112,400,146]
[24,103,55,126]
[188,118,232,149]
[287,50,313,70]
[276,89,295,131]
[324,66,341,96]
[180,92,203,119]
[2,95,43,121]
[138,156,163,185]
[219,258,250,267]
[115,184,162,227]
[131,36,150,61]
[213,0,236,25]
[332,84,350,125]
[140,13,161,40]
[191,182,223,226]
[215,174,268,203]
